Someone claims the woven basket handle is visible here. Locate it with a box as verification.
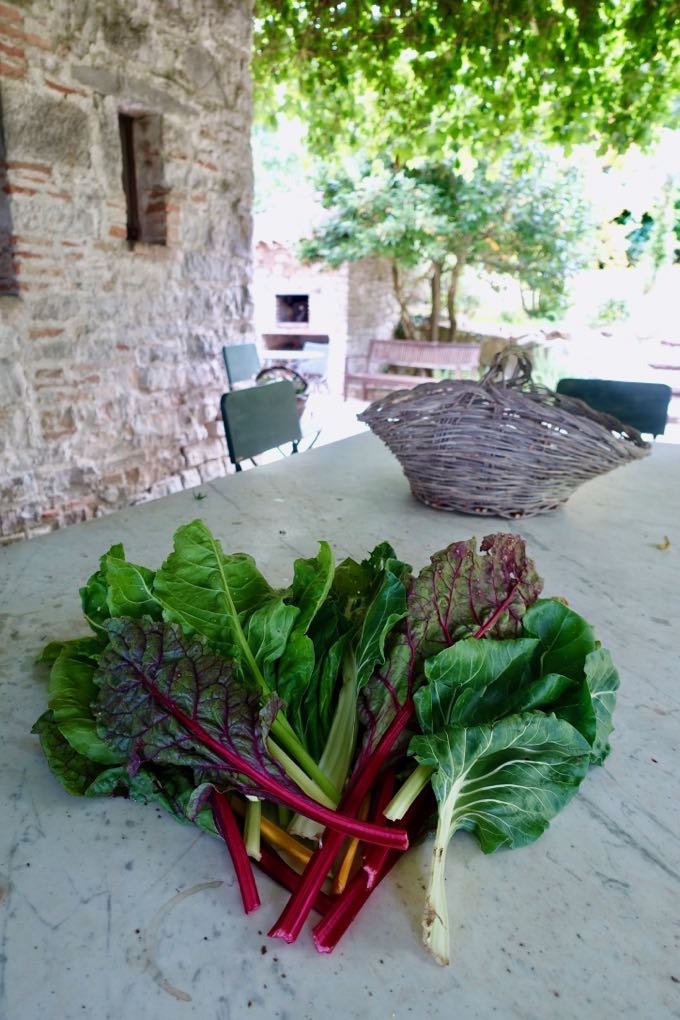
[482,345,534,388]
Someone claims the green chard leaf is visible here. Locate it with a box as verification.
[80,542,162,634]
[47,646,124,765]
[33,711,216,833]
[32,711,113,795]
[319,545,409,746]
[353,550,410,690]
[287,544,409,838]
[37,636,104,665]
[519,599,619,755]
[522,599,596,679]
[274,541,335,727]
[417,637,539,729]
[80,543,125,635]
[286,540,335,635]
[410,712,591,965]
[153,520,297,690]
[583,648,619,764]
[105,554,162,620]
[411,712,592,852]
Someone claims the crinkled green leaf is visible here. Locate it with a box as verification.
[245,597,300,688]
[32,711,111,795]
[411,712,592,853]
[507,671,574,712]
[32,710,216,833]
[276,541,336,724]
[301,632,347,760]
[80,543,125,636]
[105,555,162,621]
[286,543,409,763]
[583,648,619,764]
[417,637,539,730]
[353,554,409,689]
[286,540,335,635]
[522,599,596,680]
[277,630,316,735]
[410,712,591,965]
[153,519,288,689]
[86,763,218,834]
[47,646,124,765]
[37,636,103,665]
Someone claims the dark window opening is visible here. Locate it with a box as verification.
[118,112,167,245]
[276,294,309,324]
[0,96,19,296]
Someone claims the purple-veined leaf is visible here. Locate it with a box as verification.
[358,533,543,760]
[93,617,407,848]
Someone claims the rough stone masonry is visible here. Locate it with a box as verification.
[0,0,254,543]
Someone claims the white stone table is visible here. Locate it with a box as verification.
[1,433,678,1020]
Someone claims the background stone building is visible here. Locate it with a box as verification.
[253,236,399,395]
[0,0,253,543]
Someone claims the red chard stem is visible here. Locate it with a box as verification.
[211,792,261,915]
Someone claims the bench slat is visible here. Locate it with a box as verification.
[345,339,481,398]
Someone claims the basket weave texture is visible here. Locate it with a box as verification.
[358,351,650,517]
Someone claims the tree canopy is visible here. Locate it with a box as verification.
[300,148,593,339]
[253,1,679,159]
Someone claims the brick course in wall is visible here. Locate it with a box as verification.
[0,0,254,543]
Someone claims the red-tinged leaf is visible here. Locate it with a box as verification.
[408,532,544,654]
[357,533,543,760]
[93,618,408,849]
[95,617,293,799]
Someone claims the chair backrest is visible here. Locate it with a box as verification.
[555,378,672,437]
[222,343,261,388]
[220,380,302,468]
[298,341,329,378]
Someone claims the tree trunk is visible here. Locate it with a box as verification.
[430,262,443,342]
[391,261,417,338]
[445,255,465,341]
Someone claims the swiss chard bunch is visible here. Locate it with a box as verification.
[32,523,619,964]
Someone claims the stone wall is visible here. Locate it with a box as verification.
[0,0,253,543]
[346,257,400,361]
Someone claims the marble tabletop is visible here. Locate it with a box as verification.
[1,433,678,1020]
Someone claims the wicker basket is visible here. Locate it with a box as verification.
[358,349,651,517]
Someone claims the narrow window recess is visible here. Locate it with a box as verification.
[118,112,168,246]
[0,102,19,296]
[276,294,309,324]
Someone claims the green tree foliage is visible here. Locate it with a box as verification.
[612,175,680,273]
[253,1,680,159]
[299,148,593,339]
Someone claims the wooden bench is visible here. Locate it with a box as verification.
[344,339,481,399]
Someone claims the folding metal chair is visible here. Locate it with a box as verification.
[220,380,302,471]
[555,378,672,438]
[222,343,261,389]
